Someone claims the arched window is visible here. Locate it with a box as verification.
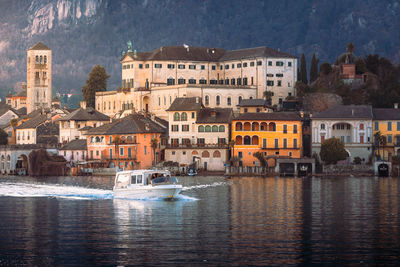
[212,125,218,132]
[244,122,251,131]
[35,55,39,63]
[252,136,259,145]
[173,112,180,121]
[244,136,251,145]
[205,125,211,132]
[238,96,243,104]
[269,122,276,131]
[90,137,94,143]
[235,135,243,145]
[213,150,221,158]
[227,97,231,106]
[181,112,187,121]
[216,95,220,106]
[39,55,43,64]
[192,150,198,155]
[320,124,326,130]
[205,95,210,105]
[235,122,243,131]
[219,125,225,132]
[252,122,259,131]
[127,136,133,142]
[95,137,101,142]
[44,56,47,64]
[260,122,268,131]
[202,151,210,158]
[198,125,204,132]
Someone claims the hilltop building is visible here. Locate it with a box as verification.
[26,42,52,113]
[95,45,297,120]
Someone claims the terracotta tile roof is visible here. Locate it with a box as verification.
[16,114,47,129]
[28,42,51,50]
[196,108,233,123]
[86,113,166,135]
[166,97,203,112]
[60,139,87,151]
[313,105,373,119]
[122,45,296,62]
[373,108,400,120]
[58,107,109,122]
[234,112,301,121]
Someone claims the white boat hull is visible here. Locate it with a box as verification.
[113,184,182,200]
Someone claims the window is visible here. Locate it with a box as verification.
[360,123,364,130]
[173,112,180,121]
[237,78,241,85]
[374,122,379,130]
[227,97,231,106]
[210,79,217,84]
[268,61,272,66]
[225,79,229,85]
[388,122,392,131]
[397,122,400,131]
[155,64,162,68]
[168,64,175,69]
[191,112,195,119]
[205,126,211,132]
[243,62,247,68]
[257,61,262,66]
[237,63,242,68]
[231,78,235,85]
[238,96,242,104]
[388,135,393,143]
[283,125,287,133]
[267,80,274,86]
[205,95,209,105]
[139,64,143,69]
[178,64,185,69]
[128,148,132,158]
[144,146,147,155]
[232,64,235,69]
[267,74,274,77]
[145,64,149,68]
[188,79,196,84]
[293,138,297,148]
[120,147,124,156]
[220,65,223,70]
[178,78,186,84]
[277,81,282,87]
[283,138,287,148]
[244,108,248,113]
[216,96,220,106]
[219,79,224,85]
[293,125,298,133]
[275,139,279,148]
[250,61,254,67]
[181,112,187,121]
[243,77,248,85]
[212,65,216,70]
[198,125,204,132]
[182,125,189,132]
[199,79,207,84]
[219,125,225,132]
[276,61,284,66]
[167,78,175,85]
[276,74,283,77]
[321,124,325,130]
[288,62,292,67]
[225,65,229,69]
[189,65,196,70]
[201,65,205,70]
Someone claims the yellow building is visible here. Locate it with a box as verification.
[373,107,400,161]
[231,112,302,166]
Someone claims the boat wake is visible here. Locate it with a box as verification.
[0,182,197,201]
[182,181,228,191]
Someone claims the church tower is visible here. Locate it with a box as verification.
[26,42,52,113]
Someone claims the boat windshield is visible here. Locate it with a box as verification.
[151,176,178,186]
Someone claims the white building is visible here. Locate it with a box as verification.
[59,139,87,164]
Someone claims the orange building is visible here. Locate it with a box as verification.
[85,113,167,170]
[232,112,302,166]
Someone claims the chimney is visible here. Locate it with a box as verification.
[80,101,87,109]
[395,103,398,109]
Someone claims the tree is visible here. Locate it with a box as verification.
[319,62,332,75]
[355,57,367,74]
[112,136,121,169]
[150,138,158,166]
[319,138,348,165]
[310,53,319,83]
[82,65,110,108]
[229,139,236,158]
[295,81,314,97]
[253,152,267,167]
[263,90,273,105]
[374,131,387,160]
[346,42,355,54]
[299,53,308,84]
[0,129,8,145]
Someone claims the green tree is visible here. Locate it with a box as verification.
[355,56,367,74]
[374,131,387,160]
[150,138,158,166]
[229,139,236,158]
[310,53,319,83]
[320,138,348,165]
[346,42,355,54]
[0,129,8,145]
[295,81,314,97]
[299,53,308,84]
[319,62,332,75]
[263,90,273,105]
[82,65,110,108]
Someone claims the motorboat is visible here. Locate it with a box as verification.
[187,168,197,176]
[113,169,182,199]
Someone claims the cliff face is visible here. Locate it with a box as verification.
[0,0,399,97]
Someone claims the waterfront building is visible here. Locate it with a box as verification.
[95,45,296,119]
[165,97,232,171]
[311,105,373,163]
[232,112,302,166]
[372,105,400,161]
[59,139,87,164]
[58,101,109,143]
[85,113,167,170]
[26,42,52,114]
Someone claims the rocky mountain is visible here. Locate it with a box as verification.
[0,0,399,100]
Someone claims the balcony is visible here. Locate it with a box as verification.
[260,146,300,150]
[166,143,228,149]
[102,155,137,161]
[108,140,138,145]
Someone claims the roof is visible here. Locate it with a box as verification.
[234,112,301,121]
[239,99,268,107]
[15,107,27,116]
[28,42,51,50]
[313,105,373,119]
[22,109,49,120]
[121,45,296,62]
[196,108,233,123]
[60,139,87,151]
[78,126,93,131]
[0,102,17,117]
[16,114,47,129]
[86,113,166,135]
[373,108,400,120]
[58,107,109,122]
[219,46,296,61]
[166,97,203,112]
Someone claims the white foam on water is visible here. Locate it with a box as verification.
[0,182,113,200]
[182,181,228,191]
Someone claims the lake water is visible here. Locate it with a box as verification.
[0,175,399,266]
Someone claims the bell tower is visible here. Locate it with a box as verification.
[26,42,52,113]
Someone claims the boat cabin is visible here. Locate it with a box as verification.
[114,170,174,190]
